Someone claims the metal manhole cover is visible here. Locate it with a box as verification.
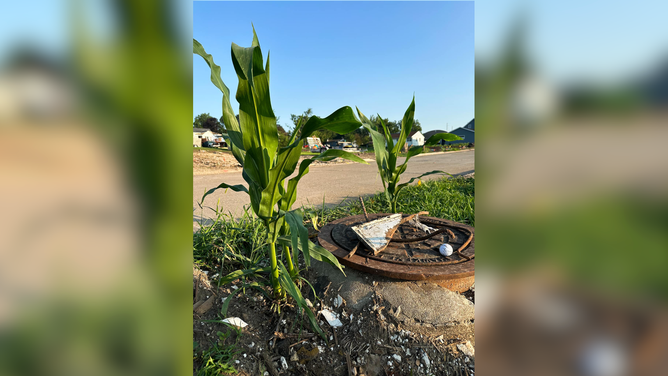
[317,213,474,292]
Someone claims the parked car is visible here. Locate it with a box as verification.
[202,140,217,148]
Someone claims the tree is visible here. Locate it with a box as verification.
[193,112,211,128]
[398,118,422,133]
[194,112,225,133]
[369,115,400,134]
[277,123,290,147]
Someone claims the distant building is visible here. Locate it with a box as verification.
[443,119,474,145]
[390,131,424,149]
[193,128,214,147]
[423,129,448,145]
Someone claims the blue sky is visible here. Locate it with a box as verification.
[193,1,475,133]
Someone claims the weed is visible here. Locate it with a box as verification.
[193,327,242,375]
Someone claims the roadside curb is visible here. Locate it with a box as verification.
[413,148,474,157]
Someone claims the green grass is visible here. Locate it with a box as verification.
[193,207,269,276]
[304,176,474,227]
[193,328,242,375]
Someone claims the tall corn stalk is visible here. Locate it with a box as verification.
[193,29,366,332]
[357,97,462,212]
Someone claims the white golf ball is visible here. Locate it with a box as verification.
[439,243,453,257]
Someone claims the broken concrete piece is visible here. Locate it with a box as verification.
[351,213,401,255]
[319,309,342,328]
[222,317,248,328]
[457,341,475,357]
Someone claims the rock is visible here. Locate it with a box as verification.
[319,309,342,328]
[310,260,374,311]
[333,294,345,308]
[280,356,288,370]
[422,352,431,369]
[194,295,215,314]
[457,341,475,357]
[290,352,299,362]
[297,346,319,364]
[392,354,402,363]
[376,282,474,326]
[221,317,248,328]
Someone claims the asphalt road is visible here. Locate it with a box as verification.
[193,150,474,226]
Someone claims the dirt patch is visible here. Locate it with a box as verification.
[193,267,475,375]
[194,150,377,176]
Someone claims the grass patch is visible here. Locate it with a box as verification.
[193,327,242,375]
[304,175,474,227]
[193,208,269,276]
[194,176,474,274]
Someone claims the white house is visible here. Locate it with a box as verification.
[193,128,214,147]
[390,131,425,148]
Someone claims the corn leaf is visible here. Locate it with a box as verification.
[217,266,271,286]
[283,210,311,267]
[278,262,326,340]
[395,170,453,193]
[300,106,362,140]
[201,182,249,204]
[425,132,462,146]
[193,39,245,164]
[392,96,415,155]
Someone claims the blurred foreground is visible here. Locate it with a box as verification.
[0,1,191,375]
[476,2,668,375]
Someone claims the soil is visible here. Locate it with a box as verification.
[194,266,475,376]
[193,150,378,176]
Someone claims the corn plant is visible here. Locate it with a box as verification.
[357,97,462,212]
[194,30,367,335]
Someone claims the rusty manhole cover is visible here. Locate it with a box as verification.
[317,213,474,292]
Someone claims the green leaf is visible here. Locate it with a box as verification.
[395,145,425,174]
[261,141,304,227]
[307,241,346,276]
[425,132,462,146]
[278,262,326,340]
[230,39,278,180]
[193,39,245,160]
[378,116,394,151]
[360,120,391,188]
[201,182,249,204]
[220,288,243,317]
[395,170,453,193]
[283,210,310,266]
[300,106,362,140]
[276,236,345,276]
[281,158,315,211]
[392,96,415,155]
[218,266,271,286]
